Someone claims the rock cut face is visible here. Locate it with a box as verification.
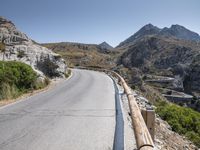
[0,17,66,78]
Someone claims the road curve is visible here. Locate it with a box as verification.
[0,69,116,150]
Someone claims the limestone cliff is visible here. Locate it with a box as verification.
[0,17,66,78]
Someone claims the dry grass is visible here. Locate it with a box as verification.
[43,42,117,69]
[0,78,63,107]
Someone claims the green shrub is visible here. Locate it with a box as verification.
[36,57,60,78]
[17,50,26,58]
[156,101,200,147]
[34,78,50,89]
[0,61,37,88]
[64,69,71,78]
[186,131,200,147]
[131,85,136,89]
[0,82,20,99]
[0,61,48,100]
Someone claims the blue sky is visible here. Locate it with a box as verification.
[1,0,200,47]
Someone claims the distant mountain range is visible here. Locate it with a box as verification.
[117,24,200,48]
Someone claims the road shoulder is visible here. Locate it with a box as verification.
[0,71,73,108]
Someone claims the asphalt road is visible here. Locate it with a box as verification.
[0,69,117,150]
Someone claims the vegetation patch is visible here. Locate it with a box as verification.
[17,50,26,58]
[137,84,200,147]
[36,57,60,78]
[34,77,50,90]
[156,101,200,147]
[43,43,116,69]
[64,69,71,78]
[0,61,49,100]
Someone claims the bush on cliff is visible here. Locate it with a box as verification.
[36,57,60,78]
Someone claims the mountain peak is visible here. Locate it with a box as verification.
[100,41,108,45]
[141,23,157,30]
[138,24,161,33]
[160,24,200,41]
[99,41,113,50]
[169,24,191,32]
[117,24,161,47]
[170,24,187,29]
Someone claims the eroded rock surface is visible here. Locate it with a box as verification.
[0,17,66,78]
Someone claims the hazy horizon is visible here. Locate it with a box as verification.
[1,0,200,47]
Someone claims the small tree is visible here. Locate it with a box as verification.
[36,56,60,78]
[166,90,172,95]
[0,41,6,61]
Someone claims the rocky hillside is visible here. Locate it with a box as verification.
[186,54,200,93]
[119,36,200,71]
[0,17,66,78]
[117,24,200,96]
[42,42,117,69]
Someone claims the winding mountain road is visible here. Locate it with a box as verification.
[0,69,117,150]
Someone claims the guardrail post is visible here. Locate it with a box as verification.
[141,108,155,141]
